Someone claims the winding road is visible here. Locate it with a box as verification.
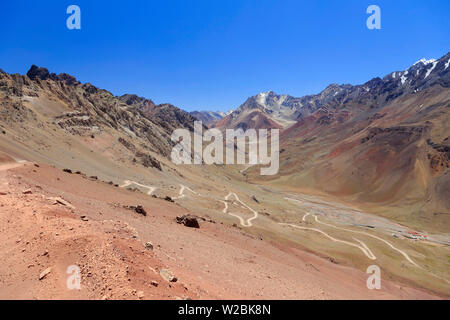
[279,222,377,260]
[221,192,259,227]
[172,184,198,200]
[114,177,449,284]
[119,180,156,195]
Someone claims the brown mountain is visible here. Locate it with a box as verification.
[246,53,450,232]
[0,65,200,168]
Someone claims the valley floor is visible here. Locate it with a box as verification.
[0,158,445,299]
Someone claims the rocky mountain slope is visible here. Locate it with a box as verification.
[0,65,201,167]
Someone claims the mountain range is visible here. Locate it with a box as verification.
[0,53,449,298]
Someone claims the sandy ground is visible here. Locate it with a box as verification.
[0,160,443,300]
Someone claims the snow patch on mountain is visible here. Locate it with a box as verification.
[425,61,438,78]
[401,71,408,85]
[413,58,436,66]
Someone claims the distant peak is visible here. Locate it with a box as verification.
[257,90,274,97]
[413,58,436,66]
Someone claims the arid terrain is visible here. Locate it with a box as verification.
[0,156,445,299]
[0,55,449,299]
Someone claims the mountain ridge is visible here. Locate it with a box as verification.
[213,52,450,130]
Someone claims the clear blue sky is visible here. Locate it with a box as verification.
[1,0,449,111]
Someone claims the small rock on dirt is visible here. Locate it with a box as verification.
[151,280,159,287]
[135,205,147,216]
[39,267,52,280]
[22,189,32,194]
[145,242,153,250]
[164,196,174,202]
[47,197,75,210]
[160,269,177,282]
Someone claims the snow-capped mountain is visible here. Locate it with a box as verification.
[190,110,230,127]
[215,52,450,130]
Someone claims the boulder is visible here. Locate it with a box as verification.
[176,215,200,228]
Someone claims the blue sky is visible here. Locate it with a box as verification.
[1,0,449,111]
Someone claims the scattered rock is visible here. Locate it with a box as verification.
[123,205,148,216]
[80,215,89,221]
[34,163,40,168]
[63,168,72,174]
[89,176,98,180]
[251,195,259,203]
[47,197,75,210]
[160,269,177,282]
[134,205,147,216]
[327,257,339,264]
[0,191,7,195]
[176,215,200,228]
[164,196,174,202]
[135,151,162,171]
[145,242,154,250]
[39,267,52,280]
[22,189,32,194]
[151,280,159,287]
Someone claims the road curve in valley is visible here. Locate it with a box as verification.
[172,184,198,200]
[222,192,259,227]
[120,180,156,195]
[279,222,377,260]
